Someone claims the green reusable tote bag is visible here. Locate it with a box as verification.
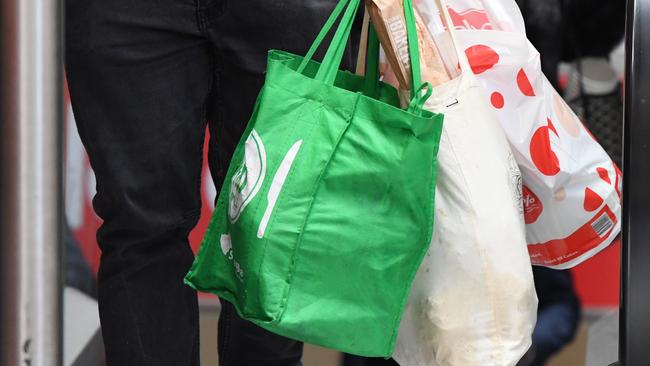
[185,0,443,357]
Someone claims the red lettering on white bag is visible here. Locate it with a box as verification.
[523,185,543,224]
[387,16,411,70]
[528,205,617,266]
[445,7,494,30]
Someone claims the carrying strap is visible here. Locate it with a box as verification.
[316,0,362,84]
[298,0,351,76]
[434,0,473,74]
[297,0,429,113]
[403,0,423,98]
[363,25,381,98]
[355,10,381,99]
[297,0,361,84]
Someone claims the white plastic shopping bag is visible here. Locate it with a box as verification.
[416,0,622,269]
[389,1,538,365]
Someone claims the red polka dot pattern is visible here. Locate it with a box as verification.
[530,122,560,176]
[517,68,535,96]
[597,167,611,185]
[584,187,604,212]
[491,92,505,109]
[465,45,499,75]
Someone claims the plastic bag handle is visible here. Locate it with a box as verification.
[434,0,473,74]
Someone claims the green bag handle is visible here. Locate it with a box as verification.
[362,22,381,98]
[314,0,362,84]
[297,0,430,113]
[297,0,356,79]
[402,0,424,100]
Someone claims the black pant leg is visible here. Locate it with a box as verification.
[65,0,213,364]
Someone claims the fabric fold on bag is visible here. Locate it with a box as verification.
[185,0,444,357]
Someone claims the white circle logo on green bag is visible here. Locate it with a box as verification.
[229,129,266,223]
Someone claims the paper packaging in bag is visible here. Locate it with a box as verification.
[416,0,622,269]
[367,0,450,90]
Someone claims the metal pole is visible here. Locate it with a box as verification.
[620,0,650,364]
[0,0,64,364]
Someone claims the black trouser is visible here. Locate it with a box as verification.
[65,0,356,364]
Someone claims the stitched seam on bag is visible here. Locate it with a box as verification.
[243,87,313,312]
[267,78,358,123]
[244,91,311,243]
[230,97,279,315]
[268,104,324,318]
[186,90,258,301]
[268,56,434,120]
[271,77,428,123]
[387,135,440,354]
[275,99,356,322]
[260,118,318,319]
[253,102,321,320]
[331,108,444,353]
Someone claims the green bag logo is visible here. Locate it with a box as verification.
[227,129,304,238]
[221,130,304,282]
[229,130,267,223]
[220,233,244,281]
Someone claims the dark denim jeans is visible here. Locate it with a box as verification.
[65,0,356,365]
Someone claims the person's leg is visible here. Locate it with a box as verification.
[65,0,213,364]
[63,218,97,298]
[197,1,358,365]
[218,300,304,366]
[342,354,399,366]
